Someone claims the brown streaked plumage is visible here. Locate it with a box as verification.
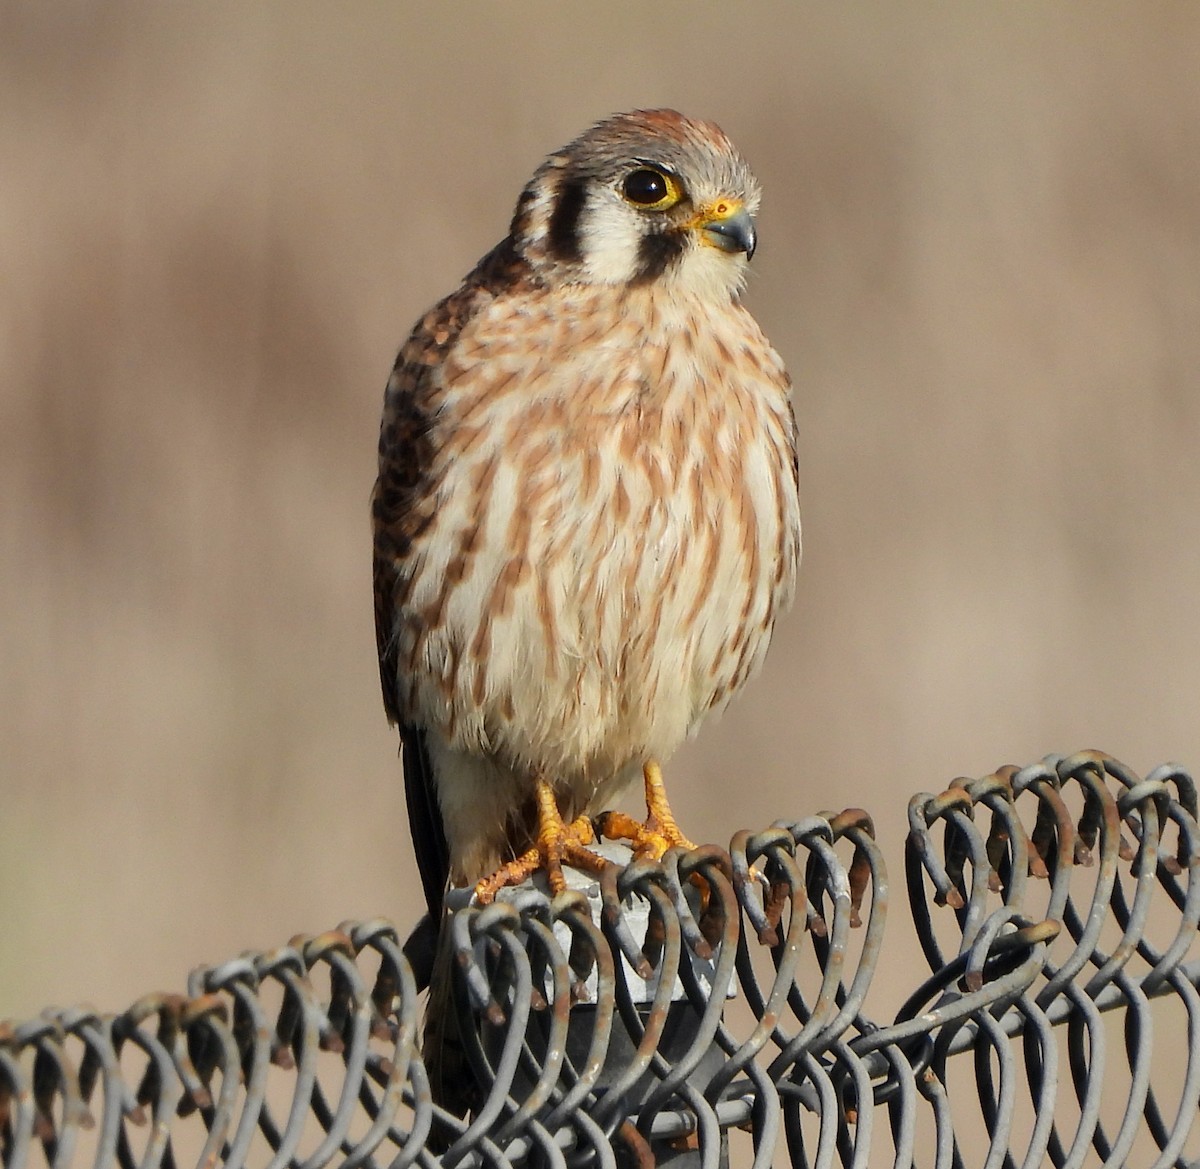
[373,109,801,926]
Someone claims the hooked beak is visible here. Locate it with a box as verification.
[699,203,757,259]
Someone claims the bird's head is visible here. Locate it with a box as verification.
[510,109,761,302]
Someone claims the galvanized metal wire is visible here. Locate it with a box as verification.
[3,751,1199,1168]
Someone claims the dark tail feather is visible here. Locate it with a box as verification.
[423,919,481,1143]
[399,729,478,1129]
[402,726,450,922]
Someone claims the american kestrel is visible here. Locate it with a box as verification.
[373,109,800,925]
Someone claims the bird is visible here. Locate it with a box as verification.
[373,108,801,934]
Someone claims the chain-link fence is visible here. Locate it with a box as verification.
[3,751,1198,1168]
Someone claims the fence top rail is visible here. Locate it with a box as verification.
[3,751,1198,1169]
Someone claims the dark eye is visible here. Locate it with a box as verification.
[622,167,670,206]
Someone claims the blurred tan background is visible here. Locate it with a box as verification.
[2,4,1198,1022]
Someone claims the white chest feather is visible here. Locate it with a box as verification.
[397,284,799,861]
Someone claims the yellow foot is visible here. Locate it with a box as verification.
[473,776,610,904]
[597,760,697,861]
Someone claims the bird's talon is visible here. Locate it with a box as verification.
[473,844,540,905]
[598,760,698,861]
[472,791,607,903]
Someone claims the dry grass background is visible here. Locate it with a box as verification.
[2,3,1199,1034]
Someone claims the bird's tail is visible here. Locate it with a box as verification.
[423,920,481,1144]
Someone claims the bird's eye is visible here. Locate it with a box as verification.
[621,166,681,210]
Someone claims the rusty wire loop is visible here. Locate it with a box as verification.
[3,752,1200,1168]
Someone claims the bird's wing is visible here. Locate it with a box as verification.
[372,238,529,920]
[373,303,463,921]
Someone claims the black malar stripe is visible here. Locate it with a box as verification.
[546,175,587,265]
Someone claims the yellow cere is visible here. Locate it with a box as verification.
[688,198,744,230]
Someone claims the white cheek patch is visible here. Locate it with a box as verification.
[665,243,749,302]
[579,195,645,285]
